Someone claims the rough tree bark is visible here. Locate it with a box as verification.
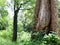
[50,0,59,35]
[31,0,41,37]
[31,0,41,39]
[31,0,59,39]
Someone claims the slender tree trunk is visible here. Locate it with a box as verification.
[12,3,21,41]
[12,5,18,41]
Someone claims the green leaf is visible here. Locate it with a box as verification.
[0,0,5,6]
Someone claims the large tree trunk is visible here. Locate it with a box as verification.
[51,0,59,35]
[32,0,51,33]
[36,0,51,32]
[31,0,51,39]
[32,0,41,32]
[31,0,41,39]
[31,0,59,39]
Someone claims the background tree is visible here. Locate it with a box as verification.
[12,0,21,41]
[12,0,34,41]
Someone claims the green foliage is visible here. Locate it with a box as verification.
[17,0,36,32]
[0,8,8,17]
[0,0,5,6]
[43,33,60,45]
[14,0,21,8]
[0,1,8,30]
[0,17,8,30]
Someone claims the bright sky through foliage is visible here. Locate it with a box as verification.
[6,0,14,18]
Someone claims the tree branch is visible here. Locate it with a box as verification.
[15,0,31,13]
[20,7,34,10]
